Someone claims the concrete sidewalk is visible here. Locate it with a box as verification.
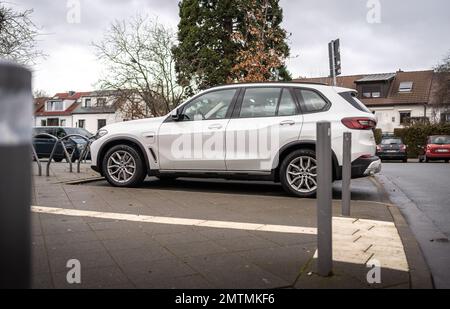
[30,162,432,289]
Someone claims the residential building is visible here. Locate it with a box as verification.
[33,90,146,134]
[296,70,450,133]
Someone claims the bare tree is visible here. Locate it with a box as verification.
[33,89,49,98]
[0,3,44,65]
[430,52,450,123]
[93,15,186,118]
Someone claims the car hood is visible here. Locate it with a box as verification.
[102,116,166,135]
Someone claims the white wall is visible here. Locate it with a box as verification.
[72,113,123,134]
[34,115,73,127]
[370,105,429,133]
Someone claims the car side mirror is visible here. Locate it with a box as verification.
[171,109,180,121]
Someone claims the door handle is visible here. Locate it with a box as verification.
[208,124,223,130]
[279,120,295,126]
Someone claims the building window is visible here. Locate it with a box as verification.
[97,98,106,107]
[47,118,59,126]
[97,119,107,130]
[399,111,411,125]
[46,101,64,111]
[441,113,450,123]
[60,119,66,126]
[84,98,91,108]
[41,119,47,126]
[362,86,382,98]
[399,81,413,93]
[78,119,86,129]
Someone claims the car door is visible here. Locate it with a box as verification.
[158,88,238,170]
[33,128,57,157]
[225,87,303,171]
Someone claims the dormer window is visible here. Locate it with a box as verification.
[362,85,382,98]
[46,101,64,111]
[399,81,413,93]
[84,98,91,108]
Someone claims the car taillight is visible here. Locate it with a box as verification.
[400,145,406,151]
[341,117,377,130]
[376,145,381,152]
[426,145,432,152]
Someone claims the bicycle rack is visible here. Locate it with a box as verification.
[58,134,93,173]
[31,143,42,176]
[33,133,94,177]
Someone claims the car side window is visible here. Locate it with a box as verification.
[239,88,281,118]
[295,89,329,113]
[182,89,236,121]
[278,89,298,116]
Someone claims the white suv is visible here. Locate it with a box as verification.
[90,83,381,197]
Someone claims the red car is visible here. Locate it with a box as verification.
[419,135,450,163]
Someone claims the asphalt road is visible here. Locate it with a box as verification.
[380,162,450,289]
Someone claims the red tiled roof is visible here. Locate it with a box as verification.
[295,70,435,106]
[35,91,91,116]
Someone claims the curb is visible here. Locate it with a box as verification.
[374,174,434,289]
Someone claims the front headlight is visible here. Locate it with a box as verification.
[94,129,108,140]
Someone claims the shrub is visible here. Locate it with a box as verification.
[373,128,383,145]
[394,123,450,158]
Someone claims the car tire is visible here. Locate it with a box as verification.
[425,156,430,163]
[280,149,318,198]
[102,145,146,187]
[402,158,408,163]
[53,158,63,163]
[445,160,449,163]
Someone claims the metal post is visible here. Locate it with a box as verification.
[0,61,32,288]
[330,41,337,86]
[342,132,352,216]
[316,121,333,277]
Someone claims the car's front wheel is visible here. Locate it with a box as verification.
[280,149,318,198]
[102,145,146,187]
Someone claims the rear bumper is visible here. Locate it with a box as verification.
[377,152,407,160]
[351,156,382,179]
[426,152,450,160]
[335,156,381,180]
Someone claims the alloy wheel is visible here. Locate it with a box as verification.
[286,156,318,193]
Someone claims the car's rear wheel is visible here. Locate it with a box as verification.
[280,149,318,198]
[53,158,63,163]
[102,145,146,187]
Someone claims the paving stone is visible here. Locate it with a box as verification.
[52,266,131,289]
[184,253,289,289]
[165,240,227,258]
[109,245,173,266]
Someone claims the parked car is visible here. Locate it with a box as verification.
[33,127,93,162]
[89,83,381,197]
[376,137,408,163]
[418,135,450,163]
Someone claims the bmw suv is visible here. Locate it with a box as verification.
[90,83,381,197]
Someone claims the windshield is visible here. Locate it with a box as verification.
[64,128,93,138]
[429,136,450,145]
[381,138,402,145]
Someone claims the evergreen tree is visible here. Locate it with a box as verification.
[173,0,291,91]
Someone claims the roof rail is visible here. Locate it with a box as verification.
[219,81,328,87]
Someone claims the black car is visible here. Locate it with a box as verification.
[32,127,93,162]
[376,137,408,163]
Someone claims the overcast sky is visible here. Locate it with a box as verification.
[8,0,450,95]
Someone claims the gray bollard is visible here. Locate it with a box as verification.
[316,121,333,277]
[342,132,352,216]
[0,61,32,288]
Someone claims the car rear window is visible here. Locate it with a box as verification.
[429,136,450,145]
[339,92,371,113]
[381,138,403,145]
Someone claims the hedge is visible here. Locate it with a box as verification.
[373,128,383,145]
[393,123,450,158]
